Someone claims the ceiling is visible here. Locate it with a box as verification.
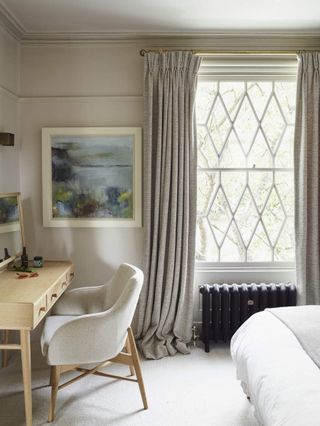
[1,0,320,40]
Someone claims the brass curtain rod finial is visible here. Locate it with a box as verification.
[140,49,147,56]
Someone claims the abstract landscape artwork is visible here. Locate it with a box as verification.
[0,194,20,233]
[42,128,142,227]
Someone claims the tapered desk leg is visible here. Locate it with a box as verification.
[20,330,32,426]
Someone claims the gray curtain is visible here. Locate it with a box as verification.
[136,51,201,359]
[294,52,320,304]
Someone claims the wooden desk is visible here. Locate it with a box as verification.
[0,260,74,426]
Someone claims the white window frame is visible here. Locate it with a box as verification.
[195,55,298,273]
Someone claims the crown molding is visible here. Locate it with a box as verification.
[0,1,25,40]
[20,30,320,44]
[19,33,320,52]
[0,2,319,47]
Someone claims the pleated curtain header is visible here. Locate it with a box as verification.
[144,51,201,74]
[299,52,320,71]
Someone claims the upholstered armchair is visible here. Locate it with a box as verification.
[41,263,147,422]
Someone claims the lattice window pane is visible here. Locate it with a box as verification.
[220,130,246,168]
[274,82,297,124]
[234,96,258,153]
[275,126,294,167]
[261,96,286,152]
[234,188,259,246]
[248,171,273,213]
[207,97,231,154]
[221,171,246,213]
[261,188,286,245]
[247,82,272,119]
[274,217,295,261]
[247,221,272,262]
[197,126,218,169]
[196,81,218,124]
[247,129,273,168]
[196,217,219,262]
[208,188,232,245]
[275,172,294,215]
[197,172,218,215]
[220,221,245,262]
[196,78,296,263]
[219,81,245,120]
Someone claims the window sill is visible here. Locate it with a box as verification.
[195,262,296,273]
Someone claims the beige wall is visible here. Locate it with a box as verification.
[19,44,144,286]
[0,26,20,193]
[19,41,297,310]
[4,34,306,323]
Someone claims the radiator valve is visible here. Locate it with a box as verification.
[192,325,200,347]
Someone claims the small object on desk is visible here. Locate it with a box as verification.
[16,273,29,279]
[16,271,39,279]
[4,248,10,260]
[33,256,43,268]
[12,265,33,273]
[20,246,28,268]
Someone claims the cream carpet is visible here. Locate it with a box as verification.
[0,343,257,426]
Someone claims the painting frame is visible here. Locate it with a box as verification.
[42,127,142,228]
[0,193,21,234]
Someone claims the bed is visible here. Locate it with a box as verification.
[230,306,320,426]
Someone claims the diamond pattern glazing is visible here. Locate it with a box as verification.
[196,79,296,262]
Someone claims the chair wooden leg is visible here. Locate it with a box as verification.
[127,327,148,409]
[125,337,135,377]
[48,365,61,422]
[49,364,55,386]
[2,330,9,368]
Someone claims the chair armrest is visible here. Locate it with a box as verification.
[53,285,105,315]
[47,309,126,365]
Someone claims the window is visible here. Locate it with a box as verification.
[196,56,297,265]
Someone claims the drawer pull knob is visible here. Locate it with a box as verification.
[51,293,58,300]
[70,272,75,279]
[62,282,67,288]
[38,307,46,316]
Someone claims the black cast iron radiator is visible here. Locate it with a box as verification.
[199,283,297,352]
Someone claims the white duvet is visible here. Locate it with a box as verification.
[230,311,320,426]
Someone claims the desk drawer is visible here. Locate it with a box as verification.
[47,274,70,308]
[66,265,75,284]
[47,281,61,307]
[34,295,47,325]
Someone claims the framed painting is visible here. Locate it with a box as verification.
[42,127,142,228]
[0,193,20,234]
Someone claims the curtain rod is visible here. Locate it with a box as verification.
[139,49,301,57]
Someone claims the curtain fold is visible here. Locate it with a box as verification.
[294,52,320,304]
[136,51,201,359]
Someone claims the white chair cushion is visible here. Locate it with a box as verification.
[41,316,76,357]
[40,264,144,365]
